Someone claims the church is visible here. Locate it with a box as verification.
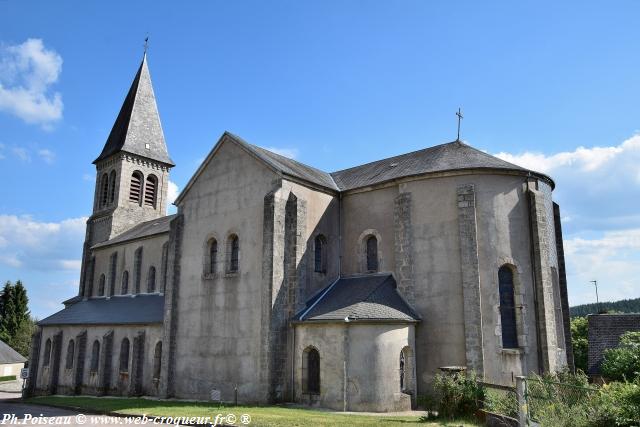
[27,53,571,412]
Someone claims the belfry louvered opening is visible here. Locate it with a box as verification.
[129,171,143,205]
[145,174,157,207]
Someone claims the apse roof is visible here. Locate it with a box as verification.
[295,273,420,323]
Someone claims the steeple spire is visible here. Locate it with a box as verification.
[93,54,174,166]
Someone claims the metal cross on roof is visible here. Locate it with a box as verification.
[456,108,464,141]
[143,36,149,55]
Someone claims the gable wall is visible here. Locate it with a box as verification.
[171,140,280,402]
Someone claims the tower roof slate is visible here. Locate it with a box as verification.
[94,54,174,166]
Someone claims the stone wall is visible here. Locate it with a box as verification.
[587,314,640,375]
[294,322,416,412]
[32,324,163,397]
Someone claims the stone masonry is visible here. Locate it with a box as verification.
[394,192,415,305]
[457,184,484,375]
[528,186,559,372]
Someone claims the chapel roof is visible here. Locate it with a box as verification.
[0,339,26,364]
[294,273,421,323]
[93,54,174,166]
[92,214,175,249]
[38,294,164,326]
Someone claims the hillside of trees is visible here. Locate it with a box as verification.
[570,297,640,317]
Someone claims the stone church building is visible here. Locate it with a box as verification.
[27,54,572,411]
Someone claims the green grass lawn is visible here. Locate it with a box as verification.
[27,396,479,427]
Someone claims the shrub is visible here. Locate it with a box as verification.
[527,371,599,427]
[571,316,589,373]
[432,371,485,419]
[483,388,518,419]
[0,375,16,382]
[601,331,640,381]
[591,379,640,427]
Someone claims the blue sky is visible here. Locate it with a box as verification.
[1,1,639,319]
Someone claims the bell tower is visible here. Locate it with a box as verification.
[78,53,174,298]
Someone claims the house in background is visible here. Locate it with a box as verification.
[0,339,26,380]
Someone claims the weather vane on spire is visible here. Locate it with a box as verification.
[456,108,464,141]
[143,35,149,55]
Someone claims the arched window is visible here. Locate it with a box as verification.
[129,171,143,205]
[119,338,130,373]
[108,170,117,204]
[90,340,100,373]
[65,339,75,369]
[121,270,129,295]
[134,247,143,294]
[100,173,109,207]
[499,266,518,349]
[109,252,118,297]
[147,266,156,293]
[207,238,218,274]
[399,346,413,393]
[227,234,239,273]
[366,235,378,272]
[144,174,157,208]
[98,274,105,296]
[153,341,162,380]
[43,339,52,367]
[314,235,327,273]
[302,347,320,394]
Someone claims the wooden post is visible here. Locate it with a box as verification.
[516,376,528,426]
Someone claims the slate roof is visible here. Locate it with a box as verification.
[295,274,420,322]
[38,294,165,326]
[0,339,26,364]
[228,133,339,191]
[330,140,552,191]
[92,214,174,249]
[94,54,174,166]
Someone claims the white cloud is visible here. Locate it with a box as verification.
[495,134,640,305]
[82,173,94,182]
[261,146,299,159]
[0,39,63,127]
[0,215,86,271]
[564,228,640,306]
[167,180,179,205]
[11,146,30,162]
[495,134,640,174]
[58,259,82,270]
[37,148,55,164]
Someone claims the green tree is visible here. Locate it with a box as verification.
[0,280,34,357]
[571,316,589,373]
[601,331,640,381]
